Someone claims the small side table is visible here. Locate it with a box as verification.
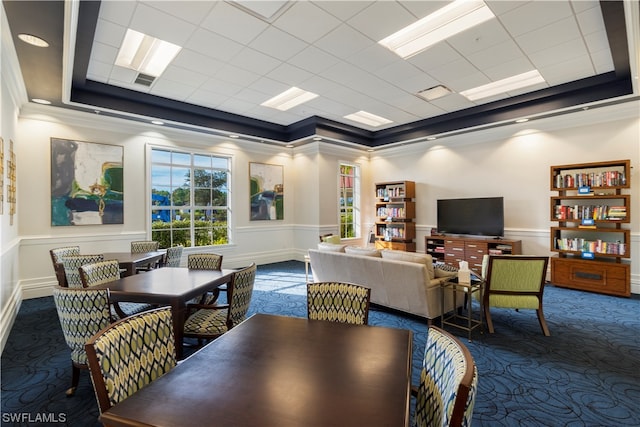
[441,276,484,341]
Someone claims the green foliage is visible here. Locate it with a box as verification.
[152,219,228,248]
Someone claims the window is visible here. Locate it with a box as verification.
[339,163,360,239]
[150,148,230,248]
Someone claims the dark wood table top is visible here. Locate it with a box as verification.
[100,313,413,427]
[103,251,166,275]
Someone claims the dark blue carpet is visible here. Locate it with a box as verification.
[2,261,639,426]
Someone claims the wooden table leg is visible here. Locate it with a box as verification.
[171,300,186,359]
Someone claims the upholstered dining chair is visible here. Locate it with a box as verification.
[50,246,80,287]
[307,282,372,325]
[52,286,112,396]
[183,263,257,343]
[413,326,478,427]
[481,255,551,336]
[163,245,184,267]
[85,306,177,414]
[79,260,155,319]
[130,240,161,271]
[187,253,224,304]
[62,254,104,288]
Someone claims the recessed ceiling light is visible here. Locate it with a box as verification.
[261,87,318,111]
[312,136,323,141]
[286,144,294,148]
[379,0,495,59]
[515,118,529,123]
[18,34,49,47]
[460,70,546,101]
[151,120,164,125]
[367,149,374,152]
[427,136,437,140]
[344,111,393,127]
[229,134,239,139]
[417,85,452,101]
[115,29,181,77]
[32,98,51,105]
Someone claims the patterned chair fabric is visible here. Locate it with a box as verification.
[62,254,104,289]
[50,246,80,287]
[52,287,112,396]
[481,255,550,336]
[130,240,160,253]
[414,326,478,427]
[187,253,224,304]
[184,263,257,340]
[79,260,155,319]
[85,307,177,414]
[164,246,184,267]
[307,282,371,325]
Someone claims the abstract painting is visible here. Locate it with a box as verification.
[7,139,16,224]
[249,162,283,220]
[51,137,123,226]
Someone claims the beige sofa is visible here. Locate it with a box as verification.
[308,245,460,322]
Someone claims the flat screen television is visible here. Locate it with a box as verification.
[437,197,504,237]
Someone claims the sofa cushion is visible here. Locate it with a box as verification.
[317,242,346,252]
[344,246,382,257]
[381,250,434,279]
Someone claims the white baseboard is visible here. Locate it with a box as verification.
[0,285,22,355]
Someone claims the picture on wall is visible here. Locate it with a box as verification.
[249,162,283,221]
[0,137,4,215]
[51,137,123,226]
[8,139,16,225]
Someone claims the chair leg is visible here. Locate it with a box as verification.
[536,309,551,336]
[66,363,80,396]
[484,304,495,333]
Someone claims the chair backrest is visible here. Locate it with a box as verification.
[85,307,177,413]
[225,263,257,329]
[80,260,121,288]
[307,282,371,325]
[483,255,549,309]
[414,326,478,427]
[164,246,184,267]
[52,287,112,366]
[50,246,80,287]
[130,240,159,253]
[319,233,341,244]
[62,254,104,288]
[187,253,223,270]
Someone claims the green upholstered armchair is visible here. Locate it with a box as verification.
[79,260,155,319]
[413,326,478,427]
[50,246,80,287]
[307,282,371,325]
[187,253,224,304]
[52,287,112,396]
[62,254,104,288]
[481,255,550,336]
[84,307,177,414]
[183,263,257,342]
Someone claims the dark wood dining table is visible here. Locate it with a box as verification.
[90,267,235,359]
[99,313,413,427]
[102,251,166,276]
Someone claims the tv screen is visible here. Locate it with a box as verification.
[437,197,504,237]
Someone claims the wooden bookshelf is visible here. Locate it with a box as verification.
[550,160,631,297]
[374,181,416,252]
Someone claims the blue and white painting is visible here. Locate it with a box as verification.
[51,138,123,226]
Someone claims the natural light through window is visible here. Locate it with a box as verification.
[150,148,231,247]
[339,163,360,239]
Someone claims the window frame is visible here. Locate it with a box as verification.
[338,162,361,240]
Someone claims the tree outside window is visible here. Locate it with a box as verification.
[150,148,230,248]
[339,163,360,239]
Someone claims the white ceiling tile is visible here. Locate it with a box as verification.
[584,30,613,56]
[481,57,537,82]
[108,66,138,85]
[214,64,261,88]
[90,41,119,65]
[200,78,243,97]
[399,1,448,19]
[570,0,600,14]
[129,2,197,45]
[539,55,596,85]
[447,20,512,57]
[97,1,137,27]
[186,28,244,62]
[94,19,126,48]
[234,87,273,104]
[408,42,463,72]
[345,44,400,73]
[231,48,282,75]
[506,81,548,97]
[86,60,112,82]
[312,1,374,21]
[515,17,581,55]
[528,38,590,69]
[347,1,416,41]
[287,46,341,74]
[150,79,196,101]
[161,65,208,88]
[248,77,291,97]
[266,63,315,86]
[186,89,227,109]
[375,61,438,93]
[274,1,341,43]
[466,40,524,71]
[590,49,615,74]
[576,6,606,36]
[485,1,529,16]
[498,1,574,37]
[140,1,216,25]
[315,24,375,59]
[200,1,269,45]
[322,61,367,86]
[388,94,447,117]
[299,75,344,95]
[249,26,308,62]
[430,93,478,112]
[172,49,225,75]
[427,59,480,87]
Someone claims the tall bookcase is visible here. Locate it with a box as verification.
[374,181,416,252]
[550,160,631,297]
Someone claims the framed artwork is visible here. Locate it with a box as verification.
[249,162,283,220]
[0,137,4,215]
[51,137,123,226]
[7,139,16,224]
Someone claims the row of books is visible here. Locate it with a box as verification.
[376,186,406,198]
[554,205,627,220]
[555,238,627,255]
[376,207,406,218]
[380,227,406,239]
[554,170,626,189]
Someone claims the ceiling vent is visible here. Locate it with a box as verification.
[134,73,155,87]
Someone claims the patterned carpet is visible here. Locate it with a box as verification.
[2,260,639,426]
